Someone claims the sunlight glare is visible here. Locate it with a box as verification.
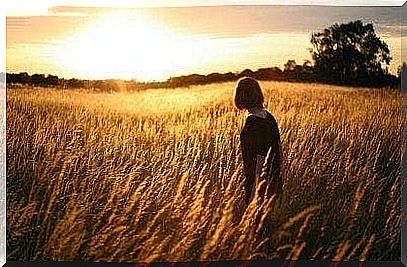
[55,12,220,81]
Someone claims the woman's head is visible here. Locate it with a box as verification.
[234,77,264,110]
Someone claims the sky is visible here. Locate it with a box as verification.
[3,1,406,81]
[4,0,405,16]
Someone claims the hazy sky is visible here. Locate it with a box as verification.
[4,0,405,16]
[3,1,405,80]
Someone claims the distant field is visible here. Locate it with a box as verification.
[6,81,401,261]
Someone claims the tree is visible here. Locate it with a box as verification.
[397,62,406,78]
[240,69,254,78]
[284,60,297,72]
[31,74,46,86]
[46,74,59,86]
[310,20,392,86]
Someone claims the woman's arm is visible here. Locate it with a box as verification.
[240,120,256,204]
[241,132,256,182]
[261,122,282,195]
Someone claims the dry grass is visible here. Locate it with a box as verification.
[6,81,401,262]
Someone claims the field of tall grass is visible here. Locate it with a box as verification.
[6,81,401,262]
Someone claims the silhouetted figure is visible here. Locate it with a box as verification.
[234,77,282,208]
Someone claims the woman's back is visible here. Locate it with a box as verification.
[234,76,282,205]
[240,110,280,157]
[240,108,282,204]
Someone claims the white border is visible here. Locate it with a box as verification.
[1,1,6,266]
[2,1,405,266]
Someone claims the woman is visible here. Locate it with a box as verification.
[234,77,282,207]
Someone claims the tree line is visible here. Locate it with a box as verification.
[6,20,402,91]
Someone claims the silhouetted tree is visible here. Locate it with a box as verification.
[398,62,406,78]
[46,74,59,86]
[239,69,254,78]
[397,62,406,88]
[67,78,84,88]
[283,60,314,81]
[254,67,283,80]
[311,20,392,86]
[284,60,297,72]
[302,60,313,73]
[7,72,30,84]
[31,74,46,86]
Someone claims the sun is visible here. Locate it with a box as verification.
[55,12,209,81]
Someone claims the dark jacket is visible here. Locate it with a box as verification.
[240,110,282,202]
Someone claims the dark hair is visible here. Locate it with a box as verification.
[234,77,264,110]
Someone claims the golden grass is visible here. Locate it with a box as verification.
[6,81,401,261]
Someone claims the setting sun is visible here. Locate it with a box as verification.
[54,12,229,81]
[6,4,402,81]
[5,2,403,264]
[56,13,181,81]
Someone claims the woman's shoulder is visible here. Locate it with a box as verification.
[262,111,279,132]
[241,115,258,136]
[265,111,277,122]
[245,110,276,124]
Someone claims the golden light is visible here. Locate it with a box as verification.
[55,12,227,81]
[6,0,52,16]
